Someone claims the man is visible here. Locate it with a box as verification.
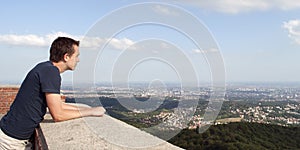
[0,37,106,149]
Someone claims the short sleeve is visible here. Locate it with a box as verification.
[39,66,61,94]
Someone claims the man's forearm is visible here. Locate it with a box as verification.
[50,106,105,122]
[46,93,106,122]
[62,102,91,110]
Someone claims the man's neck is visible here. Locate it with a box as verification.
[51,61,66,73]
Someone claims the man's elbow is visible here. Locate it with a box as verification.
[53,118,64,122]
[51,113,65,122]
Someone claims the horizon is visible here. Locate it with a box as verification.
[2,80,300,88]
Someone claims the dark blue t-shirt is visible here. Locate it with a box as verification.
[0,61,61,140]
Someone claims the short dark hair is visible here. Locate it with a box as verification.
[49,37,80,62]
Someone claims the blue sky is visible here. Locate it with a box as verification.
[0,0,300,85]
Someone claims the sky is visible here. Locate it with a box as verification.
[0,0,300,86]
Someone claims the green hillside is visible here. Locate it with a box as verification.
[168,122,300,150]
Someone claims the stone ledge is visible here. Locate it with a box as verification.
[41,105,182,150]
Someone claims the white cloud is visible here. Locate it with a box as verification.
[0,32,79,47]
[283,19,300,45]
[173,0,300,14]
[108,38,135,50]
[0,32,135,50]
[192,48,219,54]
[0,34,47,46]
[81,36,135,50]
[153,4,179,16]
[275,0,300,10]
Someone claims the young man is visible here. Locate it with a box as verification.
[0,37,106,149]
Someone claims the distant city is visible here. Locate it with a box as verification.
[60,82,300,131]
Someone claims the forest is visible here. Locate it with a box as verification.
[168,122,300,150]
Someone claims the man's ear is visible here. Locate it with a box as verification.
[63,53,70,62]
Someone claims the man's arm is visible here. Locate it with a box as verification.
[46,93,106,122]
[61,102,91,110]
[60,95,92,110]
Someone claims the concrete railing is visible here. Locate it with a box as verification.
[40,108,182,150]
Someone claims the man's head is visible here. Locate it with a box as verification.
[50,37,80,71]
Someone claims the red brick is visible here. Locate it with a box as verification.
[0,102,6,107]
[0,108,9,114]
[0,87,19,114]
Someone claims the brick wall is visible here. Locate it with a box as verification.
[0,87,19,114]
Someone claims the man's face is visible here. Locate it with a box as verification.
[66,45,80,71]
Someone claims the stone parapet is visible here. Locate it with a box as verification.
[41,109,182,150]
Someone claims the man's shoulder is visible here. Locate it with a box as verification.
[35,61,57,70]
[30,61,59,76]
[36,61,53,67]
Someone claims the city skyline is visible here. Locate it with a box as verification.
[0,1,300,85]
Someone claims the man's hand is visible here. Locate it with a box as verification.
[90,107,106,116]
